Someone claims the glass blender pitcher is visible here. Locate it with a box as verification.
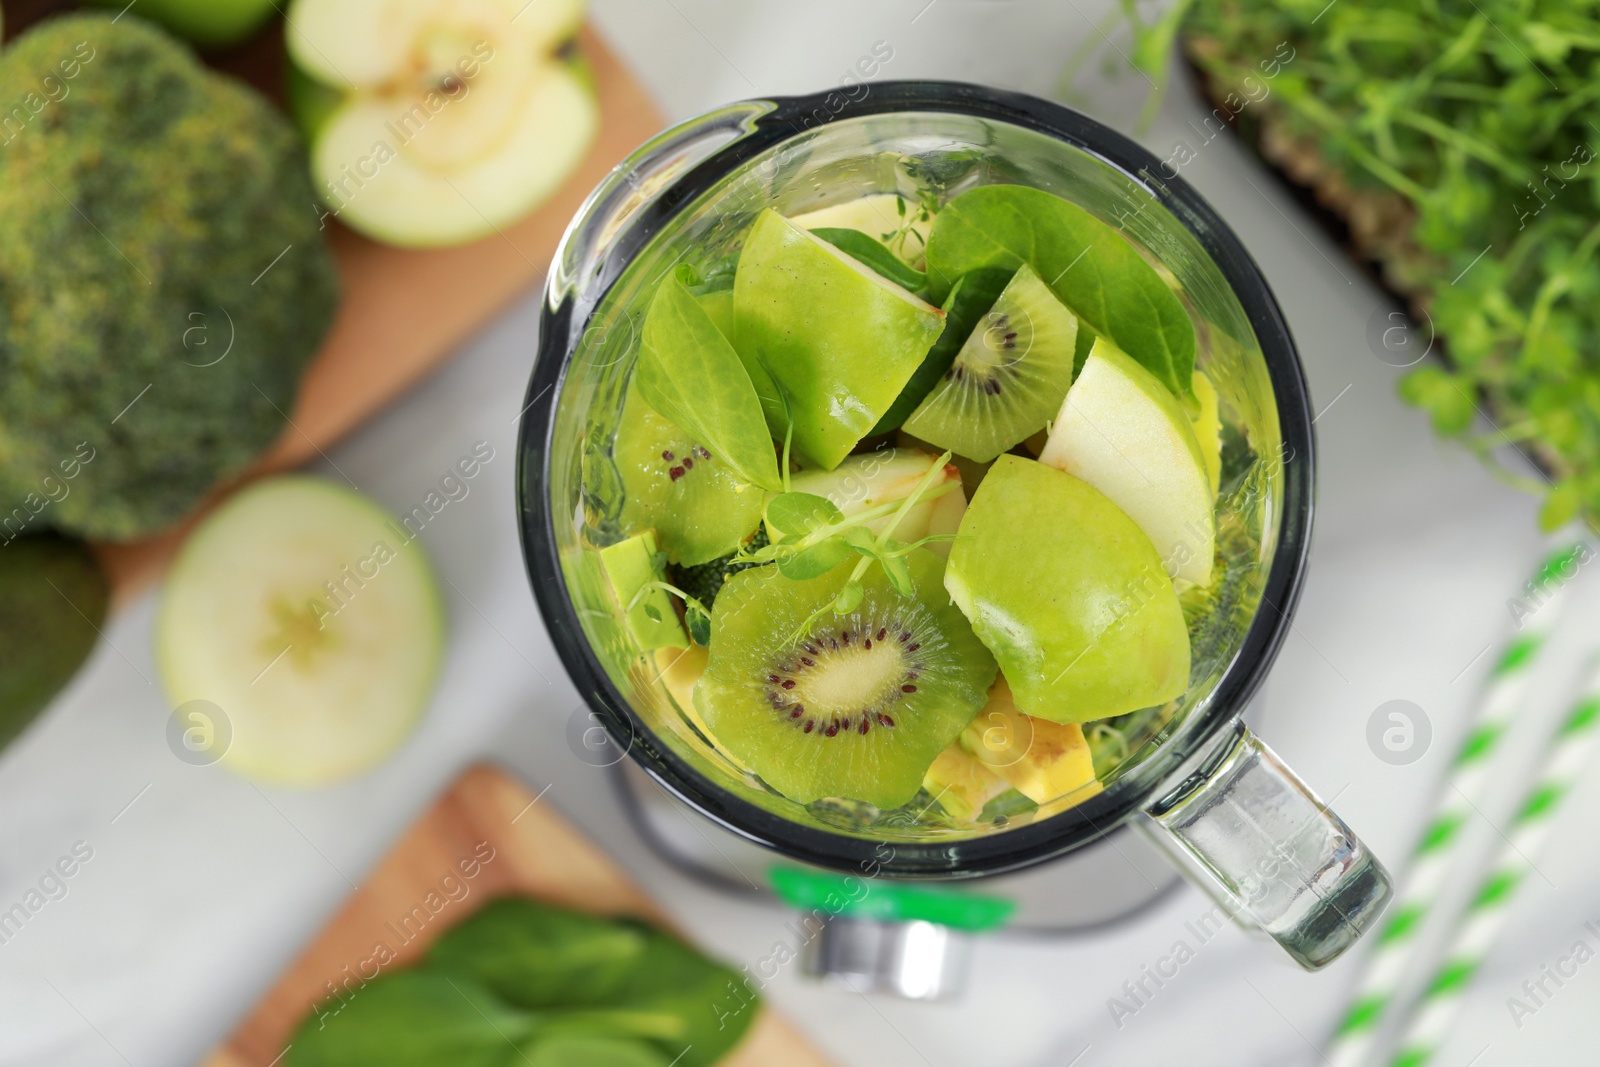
[516,81,1390,971]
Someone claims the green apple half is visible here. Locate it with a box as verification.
[286,0,598,248]
[945,455,1190,723]
[733,209,945,469]
[1038,337,1215,585]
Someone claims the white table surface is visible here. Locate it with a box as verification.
[5,3,1599,1065]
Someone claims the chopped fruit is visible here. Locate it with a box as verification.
[872,267,1013,437]
[582,183,1227,813]
[789,193,933,268]
[922,184,1195,397]
[286,0,597,247]
[156,477,443,786]
[697,550,995,808]
[902,263,1080,463]
[958,678,1100,804]
[652,645,752,773]
[1190,369,1223,496]
[1038,337,1216,584]
[601,532,687,651]
[612,388,764,567]
[654,644,704,714]
[733,209,945,469]
[764,447,964,554]
[944,456,1190,723]
[922,743,1010,822]
[898,429,991,501]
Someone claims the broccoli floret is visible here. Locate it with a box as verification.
[0,15,339,540]
[666,527,769,608]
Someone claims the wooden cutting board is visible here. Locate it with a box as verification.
[2,3,663,609]
[202,764,835,1067]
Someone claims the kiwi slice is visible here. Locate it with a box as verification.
[615,388,763,567]
[696,549,996,808]
[901,263,1079,463]
[0,533,107,748]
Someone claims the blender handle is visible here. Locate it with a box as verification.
[1139,720,1393,970]
[546,100,775,315]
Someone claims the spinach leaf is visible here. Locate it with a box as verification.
[869,267,1013,435]
[605,925,758,1067]
[525,1035,670,1067]
[287,971,688,1067]
[286,972,531,1067]
[637,278,782,492]
[810,227,930,294]
[693,288,789,438]
[430,897,648,1008]
[924,185,1195,396]
[1073,324,1097,381]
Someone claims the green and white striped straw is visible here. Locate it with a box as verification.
[1386,662,1600,1067]
[1327,542,1586,1067]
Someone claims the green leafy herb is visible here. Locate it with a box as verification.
[626,581,712,648]
[603,926,756,1067]
[287,972,521,1067]
[781,450,958,643]
[289,900,758,1067]
[764,491,844,539]
[285,972,685,1067]
[1136,0,1600,530]
[810,226,930,294]
[776,536,855,580]
[636,278,782,492]
[923,184,1196,396]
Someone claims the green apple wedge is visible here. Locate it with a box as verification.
[285,0,598,248]
[945,455,1190,723]
[1038,338,1216,585]
[733,209,945,469]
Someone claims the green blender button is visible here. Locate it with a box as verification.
[768,866,1015,932]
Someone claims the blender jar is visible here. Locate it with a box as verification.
[517,81,1390,970]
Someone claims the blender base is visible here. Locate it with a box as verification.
[613,761,1185,938]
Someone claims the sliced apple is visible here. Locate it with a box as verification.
[945,455,1190,723]
[733,209,945,469]
[287,0,597,248]
[789,192,933,268]
[1038,338,1215,585]
[288,0,583,87]
[764,447,965,556]
[958,678,1100,805]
